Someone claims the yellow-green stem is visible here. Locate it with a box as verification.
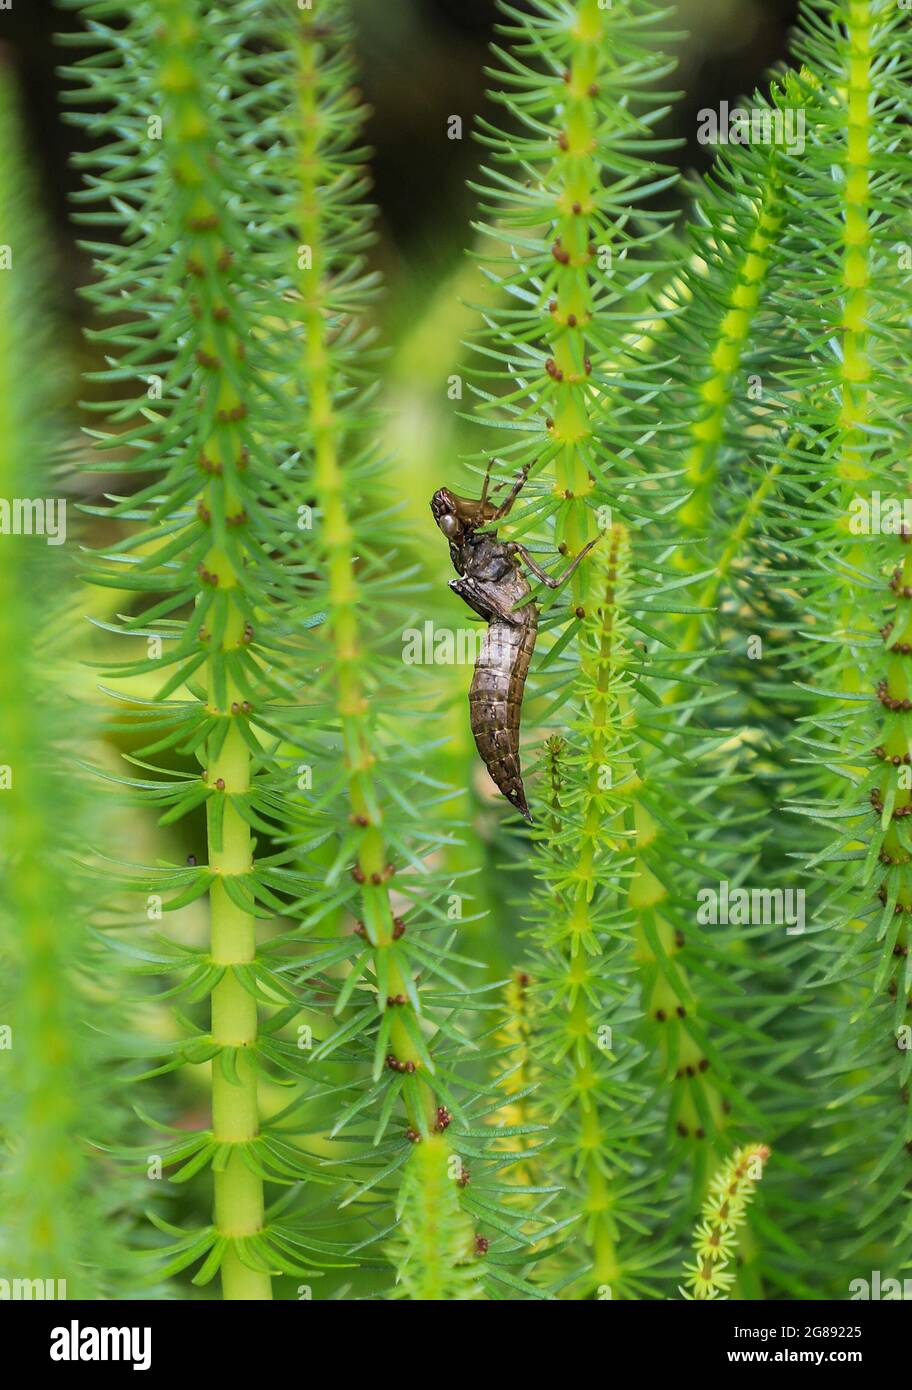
[293,11,435,1132]
[547,0,605,598]
[156,0,271,1298]
[836,1,874,692]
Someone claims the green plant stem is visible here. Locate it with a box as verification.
[547,0,604,596]
[836,0,874,692]
[536,530,631,1292]
[677,166,785,543]
[623,137,792,1185]
[682,1142,769,1299]
[155,0,270,1299]
[388,1136,483,1299]
[207,684,269,1299]
[293,12,435,1132]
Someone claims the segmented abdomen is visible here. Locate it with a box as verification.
[469,612,537,822]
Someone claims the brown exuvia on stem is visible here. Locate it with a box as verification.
[431,463,596,822]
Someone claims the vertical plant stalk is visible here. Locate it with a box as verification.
[72,0,288,1299]
[509,0,734,1175]
[681,1143,770,1299]
[493,969,536,1178]
[152,1,271,1300]
[751,0,912,1275]
[476,0,682,1292]
[473,0,676,600]
[281,4,530,1297]
[545,0,604,591]
[207,717,267,1300]
[292,12,434,1132]
[559,538,625,1287]
[0,61,129,1297]
[843,1,912,1193]
[621,93,798,1189]
[836,0,874,692]
[677,160,785,545]
[387,1136,483,1300]
[527,529,646,1294]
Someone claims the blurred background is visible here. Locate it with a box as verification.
[14,0,799,339]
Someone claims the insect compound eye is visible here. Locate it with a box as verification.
[439,513,458,537]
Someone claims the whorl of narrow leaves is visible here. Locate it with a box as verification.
[467,0,678,607]
[612,78,813,1219]
[233,4,553,1297]
[747,0,912,1273]
[681,1143,769,1300]
[471,4,751,1197]
[668,92,790,558]
[287,7,443,1133]
[387,1137,484,1301]
[62,0,350,1298]
[523,533,661,1297]
[474,0,765,1282]
[0,62,130,1299]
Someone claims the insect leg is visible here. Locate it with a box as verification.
[491,464,531,521]
[478,458,495,508]
[512,536,599,589]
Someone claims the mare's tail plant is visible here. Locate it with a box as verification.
[460,0,720,1293]
[261,1,552,1298]
[64,0,546,1300]
[30,0,912,1305]
[744,0,912,1280]
[63,0,353,1299]
[463,0,778,1295]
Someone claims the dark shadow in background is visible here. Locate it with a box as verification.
[4,0,800,318]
